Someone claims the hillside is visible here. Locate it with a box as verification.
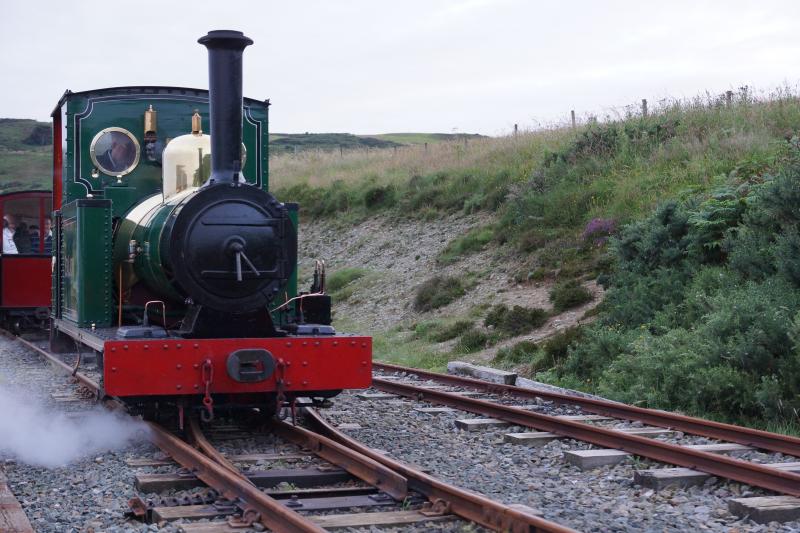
[268,132,484,155]
[0,119,51,192]
[281,89,800,432]
[0,121,483,191]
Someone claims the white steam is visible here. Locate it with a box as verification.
[0,386,150,468]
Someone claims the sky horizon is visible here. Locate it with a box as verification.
[2,0,799,136]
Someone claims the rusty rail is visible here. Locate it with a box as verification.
[147,421,327,533]
[374,362,800,457]
[371,376,800,497]
[272,419,408,500]
[302,408,577,533]
[14,335,101,394]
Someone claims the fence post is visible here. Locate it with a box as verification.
[339,145,343,157]
[463,137,468,149]
[514,123,518,137]
[424,142,428,152]
[393,146,397,155]
[726,90,733,107]
[641,99,648,117]
[571,110,576,130]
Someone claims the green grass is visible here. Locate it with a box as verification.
[0,119,52,193]
[326,267,370,302]
[0,152,51,192]
[0,118,51,151]
[438,226,495,265]
[414,319,473,342]
[369,133,485,145]
[274,89,800,283]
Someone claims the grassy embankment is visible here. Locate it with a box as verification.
[273,88,800,431]
[0,119,51,192]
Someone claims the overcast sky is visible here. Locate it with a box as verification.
[2,0,799,135]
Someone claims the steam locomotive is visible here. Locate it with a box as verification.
[46,30,372,419]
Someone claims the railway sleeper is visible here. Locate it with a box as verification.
[135,467,352,492]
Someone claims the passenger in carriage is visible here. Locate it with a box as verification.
[3,215,18,254]
[44,216,52,254]
[13,220,31,253]
[30,224,40,252]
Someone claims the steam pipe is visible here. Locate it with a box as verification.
[197,30,253,184]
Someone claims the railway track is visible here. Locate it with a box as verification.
[7,332,578,532]
[366,362,800,510]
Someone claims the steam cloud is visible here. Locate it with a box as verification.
[0,385,150,468]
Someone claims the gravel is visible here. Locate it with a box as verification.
[322,374,800,533]
[0,334,166,532]
[0,337,484,532]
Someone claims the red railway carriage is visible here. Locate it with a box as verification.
[0,190,52,330]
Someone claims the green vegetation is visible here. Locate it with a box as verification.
[0,119,52,192]
[269,133,400,155]
[413,275,466,311]
[414,319,473,342]
[549,280,593,312]
[438,226,495,265]
[494,327,584,372]
[370,133,485,145]
[543,154,800,427]
[274,90,800,280]
[454,328,490,353]
[484,304,548,336]
[326,267,369,302]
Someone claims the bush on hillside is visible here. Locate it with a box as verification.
[557,156,800,425]
[484,304,548,335]
[549,280,593,312]
[413,276,465,312]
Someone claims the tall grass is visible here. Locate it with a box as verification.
[273,86,800,284]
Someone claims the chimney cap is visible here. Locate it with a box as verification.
[198,30,253,48]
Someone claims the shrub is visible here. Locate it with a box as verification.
[581,218,617,246]
[542,327,583,364]
[484,304,548,335]
[413,276,466,312]
[549,280,593,312]
[493,340,538,366]
[363,185,396,210]
[455,328,490,353]
[414,320,473,342]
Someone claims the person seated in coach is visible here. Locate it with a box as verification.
[29,224,40,252]
[2,215,18,254]
[44,216,53,254]
[13,219,31,254]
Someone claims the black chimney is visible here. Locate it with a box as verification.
[198,30,253,184]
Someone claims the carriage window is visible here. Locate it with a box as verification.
[90,127,140,177]
[2,197,53,255]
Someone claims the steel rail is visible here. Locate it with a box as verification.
[271,419,409,500]
[185,416,253,482]
[14,334,101,394]
[373,362,800,457]
[372,377,800,497]
[147,421,327,533]
[302,408,578,533]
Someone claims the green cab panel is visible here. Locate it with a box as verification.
[60,199,113,327]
